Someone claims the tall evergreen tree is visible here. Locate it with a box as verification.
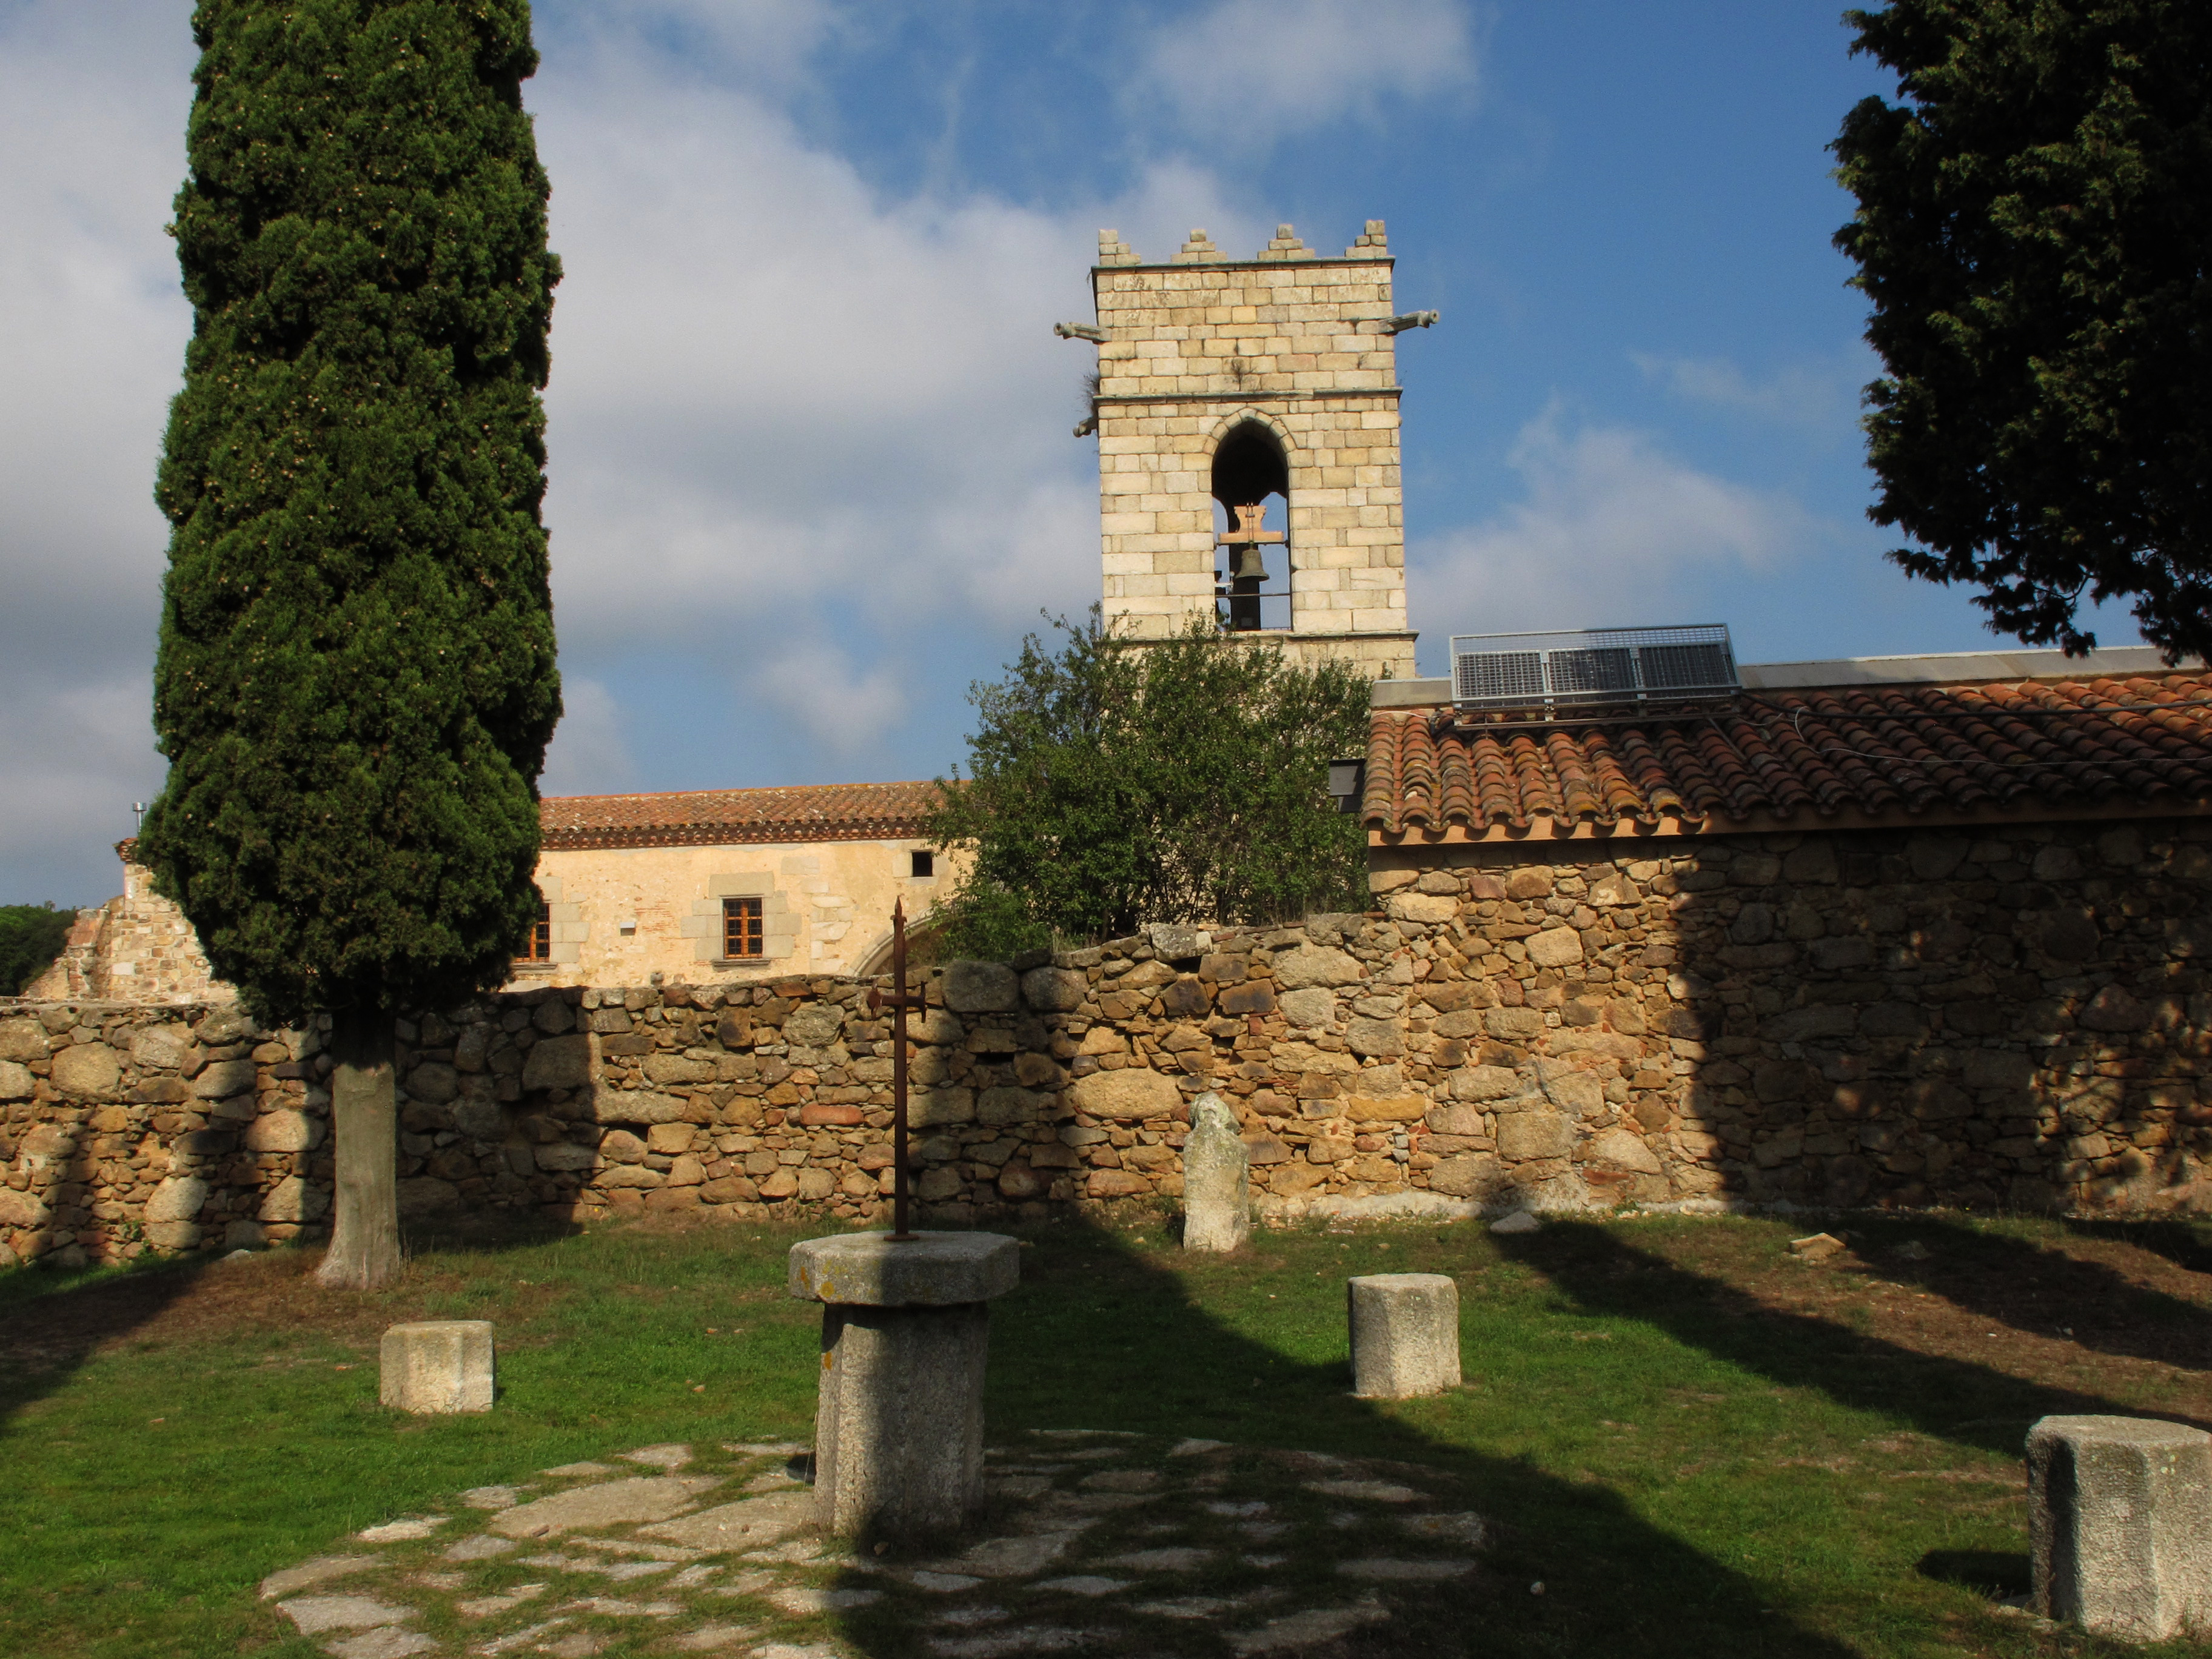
[1833,0,2212,659]
[139,0,561,1289]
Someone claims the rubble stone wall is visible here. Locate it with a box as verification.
[23,854,227,1004]
[6,816,2211,1266]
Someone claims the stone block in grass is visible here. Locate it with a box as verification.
[380,1320,494,1414]
[1348,1273,1460,1399]
[1182,1093,1250,1253]
[2029,1413,2212,1640]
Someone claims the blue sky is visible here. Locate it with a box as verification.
[0,0,2145,904]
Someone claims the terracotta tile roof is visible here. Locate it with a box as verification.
[1365,671,2212,842]
[540,781,940,851]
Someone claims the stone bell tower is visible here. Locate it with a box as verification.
[1057,220,1432,679]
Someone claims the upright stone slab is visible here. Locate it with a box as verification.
[789,1232,1020,1541]
[2029,1414,2212,1639]
[1182,1093,1250,1253]
[380,1319,494,1413]
[1347,1273,1461,1399]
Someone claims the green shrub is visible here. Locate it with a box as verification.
[928,609,1369,950]
[0,903,75,996]
[934,879,1057,962]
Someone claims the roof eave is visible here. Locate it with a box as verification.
[1368,794,2212,848]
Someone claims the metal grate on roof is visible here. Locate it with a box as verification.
[1449,624,1739,711]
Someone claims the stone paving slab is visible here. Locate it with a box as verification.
[256,1433,1490,1657]
[262,1554,383,1600]
[492,1476,722,1539]
[642,1490,816,1552]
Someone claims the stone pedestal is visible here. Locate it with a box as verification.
[1348,1273,1460,1399]
[789,1232,1020,1541]
[2029,1415,2212,1640]
[380,1319,494,1413]
[1182,1093,1250,1253]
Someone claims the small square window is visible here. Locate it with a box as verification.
[519,902,551,962]
[723,896,763,959]
[910,849,935,879]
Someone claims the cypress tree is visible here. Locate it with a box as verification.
[139,0,562,1288]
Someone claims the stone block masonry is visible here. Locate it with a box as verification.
[7,817,2212,1265]
[23,849,226,1003]
[1088,222,1419,676]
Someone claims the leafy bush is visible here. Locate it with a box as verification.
[928,609,1369,955]
[929,880,1056,964]
[0,903,76,996]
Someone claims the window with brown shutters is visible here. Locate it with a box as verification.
[723,896,763,959]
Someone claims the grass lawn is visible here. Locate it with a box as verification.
[4,1206,2212,1657]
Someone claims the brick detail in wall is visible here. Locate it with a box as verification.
[7,816,2212,1266]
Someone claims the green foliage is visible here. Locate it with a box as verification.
[928,611,1370,950]
[138,0,563,1025]
[927,878,1056,963]
[1833,0,2212,659]
[0,903,75,996]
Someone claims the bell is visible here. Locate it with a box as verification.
[1228,542,1269,581]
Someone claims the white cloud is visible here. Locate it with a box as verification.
[1410,401,1812,640]
[529,24,1252,657]
[0,1,192,678]
[545,0,845,93]
[1631,350,1868,437]
[748,640,903,759]
[538,677,637,797]
[1133,0,1478,150]
[0,0,1389,896]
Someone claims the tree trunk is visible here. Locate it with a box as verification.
[315,1007,401,1289]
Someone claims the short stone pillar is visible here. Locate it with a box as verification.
[2029,1415,2212,1640]
[1347,1273,1461,1399]
[789,1232,1020,1541]
[1182,1093,1250,1253]
[380,1320,494,1413]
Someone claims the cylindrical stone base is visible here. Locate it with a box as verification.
[1348,1273,1461,1399]
[789,1231,1021,1544]
[815,1301,990,1540]
[2029,1414,2212,1640]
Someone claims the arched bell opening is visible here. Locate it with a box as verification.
[1211,421,1290,632]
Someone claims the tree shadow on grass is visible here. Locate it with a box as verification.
[1489,1220,2210,1458]
[1842,1214,2212,1373]
[819,1213,1866,1659]
[0,1210,580,1433]
[0,1252,210,1415]
[2061,1216,2212,1277]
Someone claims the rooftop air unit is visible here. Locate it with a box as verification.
[1449,624,1739,712]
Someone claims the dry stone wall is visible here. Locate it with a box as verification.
[7,817,2212,1266]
